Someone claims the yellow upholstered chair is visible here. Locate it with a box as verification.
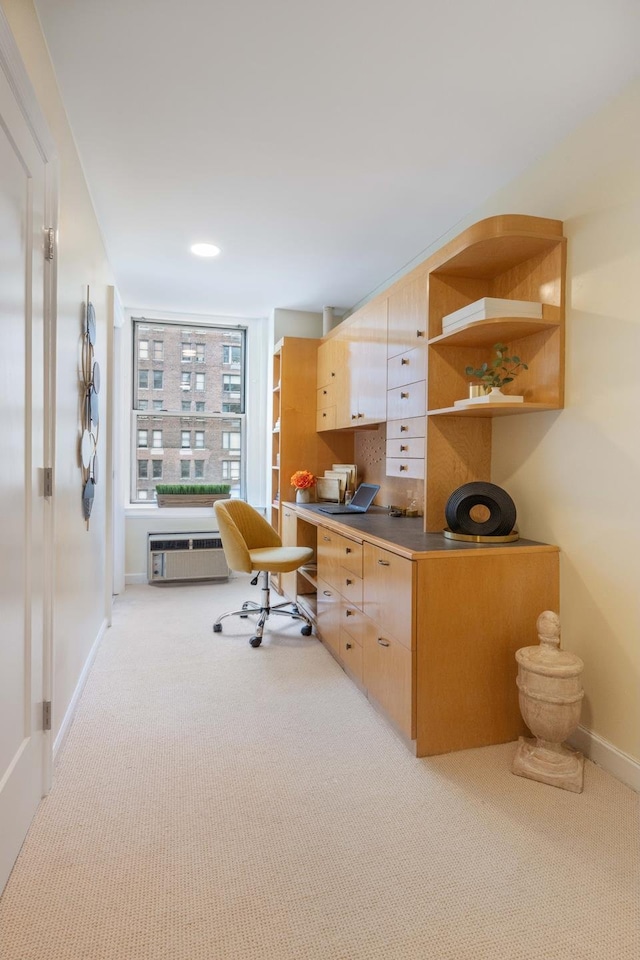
[213,499,314,647]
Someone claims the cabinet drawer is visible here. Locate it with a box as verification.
[318,530,362,587]
[341,600,367,644]
[387,381,426,420]
[339,570,363,607]
[317,383,335,409]
[385,457,425,481]
[387,346,427,390]
[316,578,341,658]
[363,624,415,740]
[386,437,425,460]
[316,406,336,431]
[363,545,414,648]
[340,632,363,685]
[387,416,425,440]
[337,535,362,578]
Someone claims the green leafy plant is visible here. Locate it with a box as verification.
[154,484,231,495]
[465,342,528,390]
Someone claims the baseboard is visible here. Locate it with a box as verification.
[568,725,640,792]
[125,573,148,584]
[53,619,108,762]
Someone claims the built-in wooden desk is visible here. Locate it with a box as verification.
[280,502,559,757]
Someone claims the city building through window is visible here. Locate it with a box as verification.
[132,319,245,501]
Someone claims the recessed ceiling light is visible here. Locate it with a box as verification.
[190,242,221,258]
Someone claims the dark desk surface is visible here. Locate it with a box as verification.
[288,502,557,561]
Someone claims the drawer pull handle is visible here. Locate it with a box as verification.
[323,389,327,395]
[323,536,331,541]
[323,590,332,597]
[416,329,425,338]
[345,578,353,585]
[400,424,408,432]
[400,392,409,399]
[322,412,327,418]
[351,413,357,420]
[331,371,335,377]
[357,413,364,418]
[377,637,390,647]
[346,642,352,650]
[345,609,354,617]
[377,559,390,566]
[401,357,409,365]
[399,464,408,471]
[400,444,408,452]
[345,547,352,554]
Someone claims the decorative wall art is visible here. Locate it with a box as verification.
[80,288,99,526]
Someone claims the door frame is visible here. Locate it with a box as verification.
[1,6,58,793]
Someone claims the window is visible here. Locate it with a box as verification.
[132,319,245,502]
[138,460,148,479]
[181,461,190,479]
[138,490,148,500]
[222,460,241,480]
[222,431,241,451]
[223,345,241,365]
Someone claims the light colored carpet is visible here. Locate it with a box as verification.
[0,578,638,960]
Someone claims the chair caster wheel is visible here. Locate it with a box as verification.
[213,623,222,633]
[249,636,262,648]
[301,624,312,636]
[291,604,299,614]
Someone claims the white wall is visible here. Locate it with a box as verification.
[272,308,323,342]
[2,0,115,744]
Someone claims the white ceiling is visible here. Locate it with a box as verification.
[34,0,640,319]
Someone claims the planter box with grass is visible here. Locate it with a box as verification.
[155,484,231,507]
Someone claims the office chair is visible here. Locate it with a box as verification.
[213,499,314,647]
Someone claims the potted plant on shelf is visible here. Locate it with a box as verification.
[461,342,528,405]
[155,483,231,507]
[290,470,316,504]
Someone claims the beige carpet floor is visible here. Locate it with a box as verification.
[0,578,638,960]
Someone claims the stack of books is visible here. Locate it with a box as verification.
[442,298,542,334]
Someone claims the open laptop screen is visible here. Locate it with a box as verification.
[349,483,379,509]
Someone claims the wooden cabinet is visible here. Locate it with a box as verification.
[287,504,559,758]
[387,276,428,358]
[271,338,354,555]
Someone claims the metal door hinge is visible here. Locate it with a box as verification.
[45,227,55,261]
[43,467,53,497]
[43,701,52,731]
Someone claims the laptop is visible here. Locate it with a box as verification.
[319,483,380,515]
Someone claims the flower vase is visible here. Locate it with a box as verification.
[295,489,310,503]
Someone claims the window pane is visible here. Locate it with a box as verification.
[181,431,191,448]
[181,460,190,479]
[139,340,149,360]
[132,321,245,501]
[138,460,148,478]
[138,490,148,500]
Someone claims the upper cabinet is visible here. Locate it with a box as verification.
[387,276,428,359]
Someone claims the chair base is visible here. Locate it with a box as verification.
[213,570,313,646]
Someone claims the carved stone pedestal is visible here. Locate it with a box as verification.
[513,611,585,793]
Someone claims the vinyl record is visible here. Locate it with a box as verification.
[92,360,101,393]
[445,482,516,537]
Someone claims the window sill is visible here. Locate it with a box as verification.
[125,503,218,519]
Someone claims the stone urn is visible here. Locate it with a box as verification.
[512,610,585,793]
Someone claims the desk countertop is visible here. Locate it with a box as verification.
[288,502,558,561]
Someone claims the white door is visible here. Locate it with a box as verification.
[0,59,49,891]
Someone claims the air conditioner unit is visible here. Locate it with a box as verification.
[148,532,229,583]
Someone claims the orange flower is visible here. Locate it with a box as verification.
[290,469,316,490]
